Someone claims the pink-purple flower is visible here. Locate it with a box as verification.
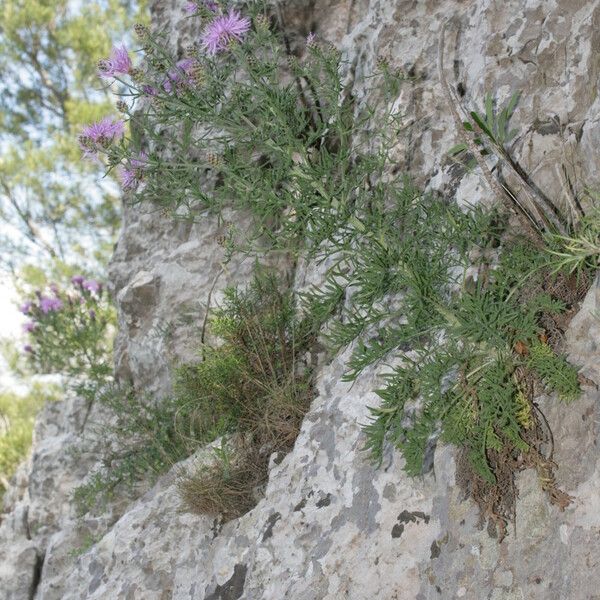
[23,321,37,333]
[40,296,63,314]
[306,32,316,46]
[163,58,196,93]
[24,344,33,353]
[71,274,85,285]
[184,1,199,13]
[142,84,158,97]
[79,117,125,157]
[201,10,251,55]
[22,321,37,333]
[120,151,148,190]
[98,45,133,78]
[83,280,102,294]
[19,301,33,315]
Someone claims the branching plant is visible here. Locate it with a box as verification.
[76,2,596,535]
[75,270,319,519]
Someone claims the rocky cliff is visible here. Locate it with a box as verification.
[2,0,600,598]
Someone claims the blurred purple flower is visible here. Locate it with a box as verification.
[120,168,137,190]
[184,1,199,13]
[19,301,33,315]
[79,117,125,157]
[201,10,251,55]
[306,32,316,46]
[89,309,96,321]
[142,84,158,97]
[120,151,148,190]
[22,321,37,333]
[98,45,133,78]
[71,275,85,285]
[163,58,196,93]
[83,280,102,294]
[40,296,63,314]
[24,345,33,353]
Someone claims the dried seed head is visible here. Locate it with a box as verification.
[184,42,198,57]
[97,59,112,74]
[134,23,149,39]
[189,62,205,86]
[254,14,269,31]
[116,100,128,113]
[207,153,222,168]
[129,67,144,83]
[376,55,389,69]
[286,54,300,73]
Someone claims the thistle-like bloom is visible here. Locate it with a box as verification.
[120,151,148,190]
[306,32,316,46]
[98,45,133,78]
[201,10,251,55]
[71,274,85,286]
[163,59,196,93]
[142,84,158,97]
[79,117,125,157]
[22,321,37,333]
[184,1,199,13]
[83,280,102,294]
[40,296,63,314]
[19,301,32,315]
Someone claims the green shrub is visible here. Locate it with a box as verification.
[80,4,593,533]
[18,277,115,396]
[75,271,318,518]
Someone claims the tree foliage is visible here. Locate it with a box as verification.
[0,0,147,274]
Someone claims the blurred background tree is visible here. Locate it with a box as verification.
[0,0,148,277]
[0,0,148,499]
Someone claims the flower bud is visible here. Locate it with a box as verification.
[134,23,149,39]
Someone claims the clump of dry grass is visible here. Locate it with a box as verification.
[176,271,317,521]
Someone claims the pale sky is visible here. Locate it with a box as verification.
[0,276,25,391]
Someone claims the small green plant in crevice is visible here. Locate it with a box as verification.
[74,270,319,519]
[300,181,587,536]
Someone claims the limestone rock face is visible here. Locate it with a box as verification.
[1,0,600,598]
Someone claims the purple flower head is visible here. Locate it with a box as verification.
[19,301,33,315]
[79,117,125,157]
[50,283,60,296]
[98,45,133,78]
[306,32,316,46]
[24,344,33,354]
[163,59,196,93]
[83,280,102,294]
[201,10,251,55]
[71,274,85,286]
[120,151,148,190]
[142,84,158,97]
[184,1,199,13]
[89,309,96,321]
[120,168,137,190]
[22,321,37,333]
[40,296,63,314]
